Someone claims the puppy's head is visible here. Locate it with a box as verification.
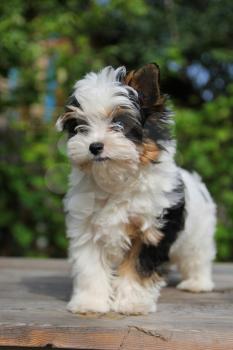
[56,64,171,190]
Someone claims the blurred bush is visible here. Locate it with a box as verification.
[175,91,233,261]
[0,0,232,259]
[0,121,69,256]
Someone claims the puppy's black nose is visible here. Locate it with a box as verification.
[89,142,104,155]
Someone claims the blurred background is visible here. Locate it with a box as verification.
[0,0,232,260]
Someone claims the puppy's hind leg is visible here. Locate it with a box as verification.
[174,246,215,292]
[170,181,216,293]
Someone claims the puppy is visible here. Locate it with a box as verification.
[56,64,216,315]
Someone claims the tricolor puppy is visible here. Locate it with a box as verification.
[56,64,216,315]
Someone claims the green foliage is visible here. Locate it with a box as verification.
[0,121,69,256]
[0,0,232,259]
[175,88,233,261]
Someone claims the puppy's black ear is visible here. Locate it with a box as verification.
[125,63,164,111]
[125,64,171,145]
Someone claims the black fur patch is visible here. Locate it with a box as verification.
[112,110,143,144]
[141,107,172,145]
[116,69,126,82]
[127,88,140,110]
[63,118,88,138]
[65,95,81,112]
[137,180,185,277]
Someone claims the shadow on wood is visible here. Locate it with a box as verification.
[22,275,72,302]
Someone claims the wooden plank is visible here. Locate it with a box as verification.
[0,258,232,349]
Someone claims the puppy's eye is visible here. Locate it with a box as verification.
[75,125,89,134]
[110,121,124,132]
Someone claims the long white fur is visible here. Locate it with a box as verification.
[58,66,216,314]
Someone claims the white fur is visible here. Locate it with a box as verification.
[58,66,216,314]
[73,66,135,117]
[112,277,165,314]
[169,169,216,292]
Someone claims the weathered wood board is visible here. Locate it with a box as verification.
[0,258,232,349]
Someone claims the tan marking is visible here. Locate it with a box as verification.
[119,221,164,287]
[58,106,86,127]
[127,216,164,246]
[125,222,140,240]
[108,105,132,120]
[118,237,142,280]
[124,70,135,86]
[78,161,92,172]
[118,235,162,287]
[142,227,164,246]
[129,216,143,228]
[140,141,160,165]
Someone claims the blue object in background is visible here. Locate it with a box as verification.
[8,68,19,91]
[44,54,57,122]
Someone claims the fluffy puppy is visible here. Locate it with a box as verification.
[56,64,216,315]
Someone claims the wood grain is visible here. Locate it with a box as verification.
[0,258,232,349]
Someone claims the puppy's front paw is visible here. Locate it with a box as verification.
[112,278,158,315]
[67,294,110,314]
[177,278,214,292]
[112,297,156,315]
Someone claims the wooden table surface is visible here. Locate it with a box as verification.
[0,258,232,350]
